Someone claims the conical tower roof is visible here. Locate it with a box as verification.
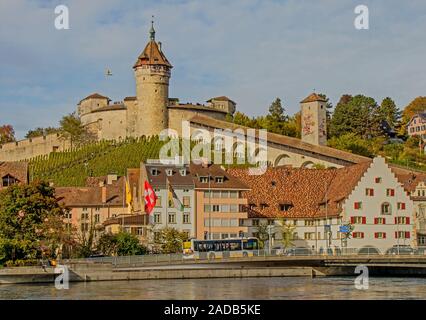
[133,20,172,69]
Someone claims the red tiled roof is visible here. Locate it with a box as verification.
[300,93,327,103]
[0,161,29,185]
[56,176,125,207]
[228,162,371,219]
[191,163,249,190]
[78,93,110,105]
[133,40,172,68]
[207,96,236,104]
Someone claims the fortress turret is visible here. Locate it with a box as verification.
[133,20,172,137]
[300,93,327,146]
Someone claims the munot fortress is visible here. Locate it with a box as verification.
[0,23,371,168]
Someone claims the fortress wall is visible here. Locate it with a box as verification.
[81,109,127,141]
[0,133,71,161]
[168,108,227,135]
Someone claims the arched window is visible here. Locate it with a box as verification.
[2,174,18,187]
[381,202,392,215]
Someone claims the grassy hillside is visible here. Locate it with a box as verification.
[29,136,166,187]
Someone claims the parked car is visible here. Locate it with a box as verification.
[357,246,381,255]
[285,247,313,256]
[385,245,417,255]
[271,245,285,256]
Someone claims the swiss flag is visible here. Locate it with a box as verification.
[144,181,157,215]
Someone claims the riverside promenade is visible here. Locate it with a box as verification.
[3,251,426,284]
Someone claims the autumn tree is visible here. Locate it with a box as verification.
[157,227,189,254]
[0,125,15,145]
[0,181,66,265]
[59,112,96,148]
[399,97,426,136]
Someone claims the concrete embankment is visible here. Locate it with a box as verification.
[0,264,322,284]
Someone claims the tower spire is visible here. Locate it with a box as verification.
[149,16,155,41]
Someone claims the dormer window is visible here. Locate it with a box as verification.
[260,203,268,209]
[166,169,173,176]
[215,176,224,183]
[249,203,256,210]
[279,203,293,211]
[200,176,209,183]
[180,169,187,176]
[151,168,160,176]
[2,174,18,187]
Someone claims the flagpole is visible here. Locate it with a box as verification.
[166,177,168,229]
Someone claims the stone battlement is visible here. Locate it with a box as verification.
[0,133,71,161]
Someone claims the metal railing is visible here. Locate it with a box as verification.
[61,246,426,268]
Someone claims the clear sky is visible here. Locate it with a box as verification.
[1,0,425,139]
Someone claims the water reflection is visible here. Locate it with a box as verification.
[1,277,426,300]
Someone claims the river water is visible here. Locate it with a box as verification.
[1,277,426,300]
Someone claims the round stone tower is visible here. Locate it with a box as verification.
[133,21,173,137]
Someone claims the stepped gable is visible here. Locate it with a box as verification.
[227,162,371,219]
[189,114,371,165]
[319,161,372,216]
[0,161,29,184]
[391,167,426,194]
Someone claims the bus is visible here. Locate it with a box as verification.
[183,238,259,260]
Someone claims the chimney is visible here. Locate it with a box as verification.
[101,186,107,203]
[107,174,118,185]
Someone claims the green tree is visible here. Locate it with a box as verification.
[327,133,374,157]
[0,125,15,145]
[268,98,286,122]
[115,232,147,256]
[318,93,333,138]
[256,223,269,249]
[379,97,401,129]
[278,220,296,249]
[59,112,95,148]
[97,232,118,256]
[158,227,189,254]
[329,94,381,139]
[0,181,66,265]
[26,127,60,139]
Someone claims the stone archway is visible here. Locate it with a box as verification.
[274,154,290,167]
[301,161,315,169]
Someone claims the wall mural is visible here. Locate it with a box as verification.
[303,114,315,136]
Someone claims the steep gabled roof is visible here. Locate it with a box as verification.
[0,161,29,185]
[228,162,371,219]
[133,40,172,69]
[207,96,236,104]
[78,93,110,105]
[300,93,327,104]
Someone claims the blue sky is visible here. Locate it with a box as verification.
[1,0,425,139]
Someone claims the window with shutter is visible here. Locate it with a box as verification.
[362,217,366,224]
[405,231,410,239]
